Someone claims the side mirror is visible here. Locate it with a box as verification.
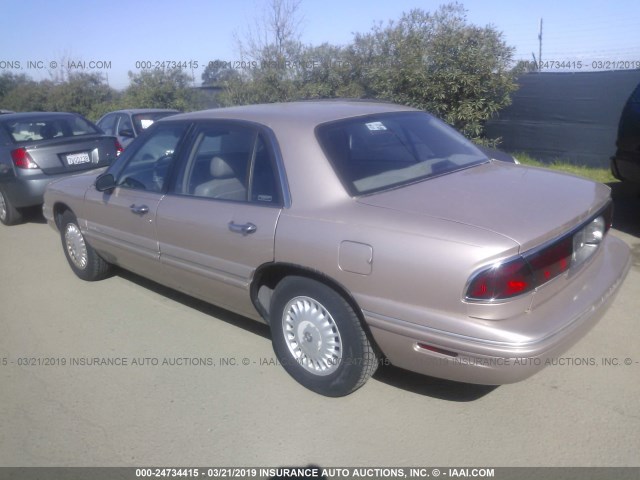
[119,128,134,138]
[95,173,116,192]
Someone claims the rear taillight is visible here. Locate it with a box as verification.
[11,148,39,169]
[115,140,123,156]
[526,236,572,285]
[466,257,534,301]
[466,204,611,302]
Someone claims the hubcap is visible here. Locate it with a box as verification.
[65,223,88,269]
[282,296,343,376]
[0,192,6,222]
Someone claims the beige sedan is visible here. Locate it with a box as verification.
[43,101,631,396]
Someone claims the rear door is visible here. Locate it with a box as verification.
[83,122,190,280]
[155,122,285,318]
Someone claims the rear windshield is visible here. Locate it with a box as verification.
[132,112,177,135]
[316,112,488,196]
[5,115,99,143]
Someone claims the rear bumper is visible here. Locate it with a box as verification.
[365,235,631,385]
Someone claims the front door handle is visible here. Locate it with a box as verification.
[130,204,149,215]
[228,221,257,235]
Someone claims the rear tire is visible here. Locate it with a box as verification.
[0,187,24,226]
[270,276,379,397]
[60,210,112,281]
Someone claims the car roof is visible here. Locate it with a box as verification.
[105,108,180,115]
[163,100,419,129]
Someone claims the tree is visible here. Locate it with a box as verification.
[237,0,303,63]
[0,71,119,118]
[201,60,240,86]
[350,3,518,140]
[220,0,305,105]
[0,73,31,100]
[46,73,117,119]
[122,68,202,111]
[0,77,52,113]
[293,43,365,99]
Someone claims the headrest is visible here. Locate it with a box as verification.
[40,124,57,139]
[210,156,234,178]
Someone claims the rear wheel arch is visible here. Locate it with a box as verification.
[251,263,369,327]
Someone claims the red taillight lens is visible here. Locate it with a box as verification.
[466,257,534,301]
[11,147,39,169]
[525,236,573,285]
[466,204,612,302]
[115,140,123,156]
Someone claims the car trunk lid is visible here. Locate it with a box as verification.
[356,162,611,251]
[20,135,119,174]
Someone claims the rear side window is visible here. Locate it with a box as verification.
[316,112,488,196]
[6,115,99,143]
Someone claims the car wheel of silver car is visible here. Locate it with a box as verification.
[60,210,112,281]
[0,187,24,226]
[270,276,379,397]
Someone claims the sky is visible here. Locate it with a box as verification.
[1,0,639,89]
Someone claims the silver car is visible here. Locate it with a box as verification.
[96,109,179,148]
[0,112,121,225]
[43,101,631,396]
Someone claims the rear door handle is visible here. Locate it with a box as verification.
[130,204,149,215]
[228,221,257,235]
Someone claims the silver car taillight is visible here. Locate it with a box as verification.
[572,216,605,267]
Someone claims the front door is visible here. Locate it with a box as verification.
[155,122,284,319]
[83,123,190,280]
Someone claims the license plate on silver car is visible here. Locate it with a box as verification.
[66,152,91,166]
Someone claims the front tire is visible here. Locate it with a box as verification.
[0,187,24,226]
[270,276,379,397]
[60,210,112,281]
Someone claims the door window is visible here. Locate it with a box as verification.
[97,113,117,135]
[117,114,134,135]
[175,124,281,205]
[115,124,187,192]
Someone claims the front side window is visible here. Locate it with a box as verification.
[117,114,134,135]
[97,114,117,135]
[115,124,187,192]
[316,112,488,196]
[174,123,281,206]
